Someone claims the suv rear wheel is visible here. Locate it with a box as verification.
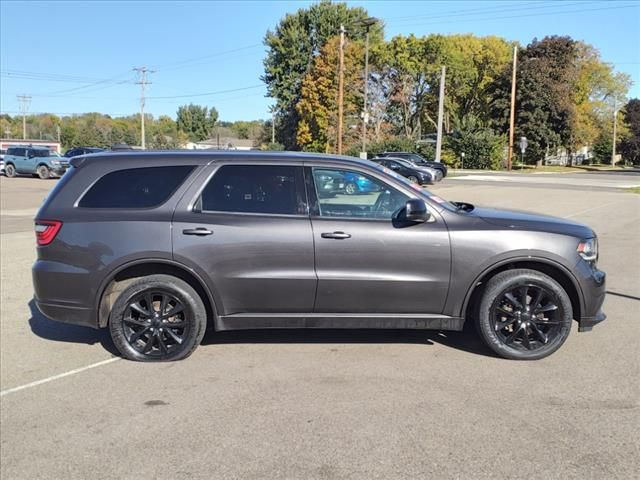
[5,163,16,177]
[109,274,207,361]
[476,269,572,360]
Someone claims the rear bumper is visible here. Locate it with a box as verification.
[34,298,98,329]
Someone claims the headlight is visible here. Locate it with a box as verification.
[578,238,598,262]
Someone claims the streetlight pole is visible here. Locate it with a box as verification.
[358,17,377,158]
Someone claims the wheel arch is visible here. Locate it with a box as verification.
[462,258,583,323]
[97,259,217,328]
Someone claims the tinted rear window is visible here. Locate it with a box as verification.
[200,164,304,215]
[79,165,195,208]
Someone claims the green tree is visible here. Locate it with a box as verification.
[446,115,505,169]
[619,99,640,165]
[176,104,218,142]
[491,36,580,163]
[262,0,381,149]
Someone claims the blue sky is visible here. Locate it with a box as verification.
[1,0,639,122]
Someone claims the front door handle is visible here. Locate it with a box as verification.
[321,231,351,239]
[182,227,213,236]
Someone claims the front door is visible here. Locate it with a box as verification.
[308,166,451,314]
[172,163,317,316]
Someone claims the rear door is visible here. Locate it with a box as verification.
[307,164,451,314]
[172,162,317,317]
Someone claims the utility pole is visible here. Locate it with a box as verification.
[507,46,518,171]
[17,94,31,140]
[271,111,275,144]
[435,66,446,163]
[359,17,378,158]
[134,67,154,149]
[337,24,345,155]
[611,102,618,166]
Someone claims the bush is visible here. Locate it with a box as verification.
[260,142,285,151]
[446,116,505,170]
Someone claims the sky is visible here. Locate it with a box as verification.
[1,0,639,122]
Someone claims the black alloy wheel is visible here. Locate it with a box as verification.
[109,274,207,361]
[123,290,189,358]
[491,283,563,352]
[476,269,572,360]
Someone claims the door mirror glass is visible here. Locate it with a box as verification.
[404,199,430,223]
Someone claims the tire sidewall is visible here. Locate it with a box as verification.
[5,164,16,177]
[109,276,206,361]
[37,165,50,179]
[408,175,419,183]
[477,270,573,360]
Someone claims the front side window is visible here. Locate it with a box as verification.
[199,164,305,215]
[312,168,409,219]
[79,165,195,208]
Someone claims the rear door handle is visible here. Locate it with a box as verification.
[321,231,351,239]
[182,227,213,236]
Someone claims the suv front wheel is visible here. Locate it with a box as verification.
[37,165,50,179]
[476,269,572,360]
[109,274,207,361]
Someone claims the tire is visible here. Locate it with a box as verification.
[37,165,50,179]
[475,269,572,360]
[345,182,358,195]
[5,163,16,178]
[407,175,419,183]
[109,274,207,361]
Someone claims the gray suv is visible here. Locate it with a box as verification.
[32,152,606,361]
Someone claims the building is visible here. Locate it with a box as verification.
[0,138,62,153]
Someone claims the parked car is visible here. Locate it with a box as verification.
[64,146,105,158]
[379,152,448,177]
[3,145,69,179]
[342,171,380,195]
[371,157,438,184]
[313,170,346,198]
[32,151,606,362]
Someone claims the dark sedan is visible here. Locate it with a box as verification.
[371,157,436,185]
[379,152,448,177]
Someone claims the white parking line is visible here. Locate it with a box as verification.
[0,357,120,397]
[563,200,625,219]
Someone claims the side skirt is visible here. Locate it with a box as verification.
[215,313,464,332]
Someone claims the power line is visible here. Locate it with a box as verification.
[386,0,583,23]
[151,43,263,72]
[387,3,638,28]
[146,84,263,100]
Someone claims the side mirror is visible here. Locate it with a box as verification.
[405,199,430,223]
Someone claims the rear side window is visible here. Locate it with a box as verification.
[8,148,24,156]
[79,165,195,208]
[199,164,305,215]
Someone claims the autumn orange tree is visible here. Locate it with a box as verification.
[296,36,364,153]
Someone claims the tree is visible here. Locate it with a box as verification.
[491,36,580,163]
[296,36,363,152]
[176,104,218,142]
[262,0,381,149]
[446,115,505,169]
[618,99,640,165]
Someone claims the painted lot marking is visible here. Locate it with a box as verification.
[450,175,640,189]
[0,357,121,397]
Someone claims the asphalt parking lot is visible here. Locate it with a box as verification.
[1,172,639,479]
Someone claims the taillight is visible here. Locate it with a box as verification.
[35,220,62,246]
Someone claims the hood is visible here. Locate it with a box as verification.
[470,206,594,238]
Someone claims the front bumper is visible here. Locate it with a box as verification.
[576,265,606,332]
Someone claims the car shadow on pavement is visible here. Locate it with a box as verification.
[201,320,500,358]
[27,300,120,356]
